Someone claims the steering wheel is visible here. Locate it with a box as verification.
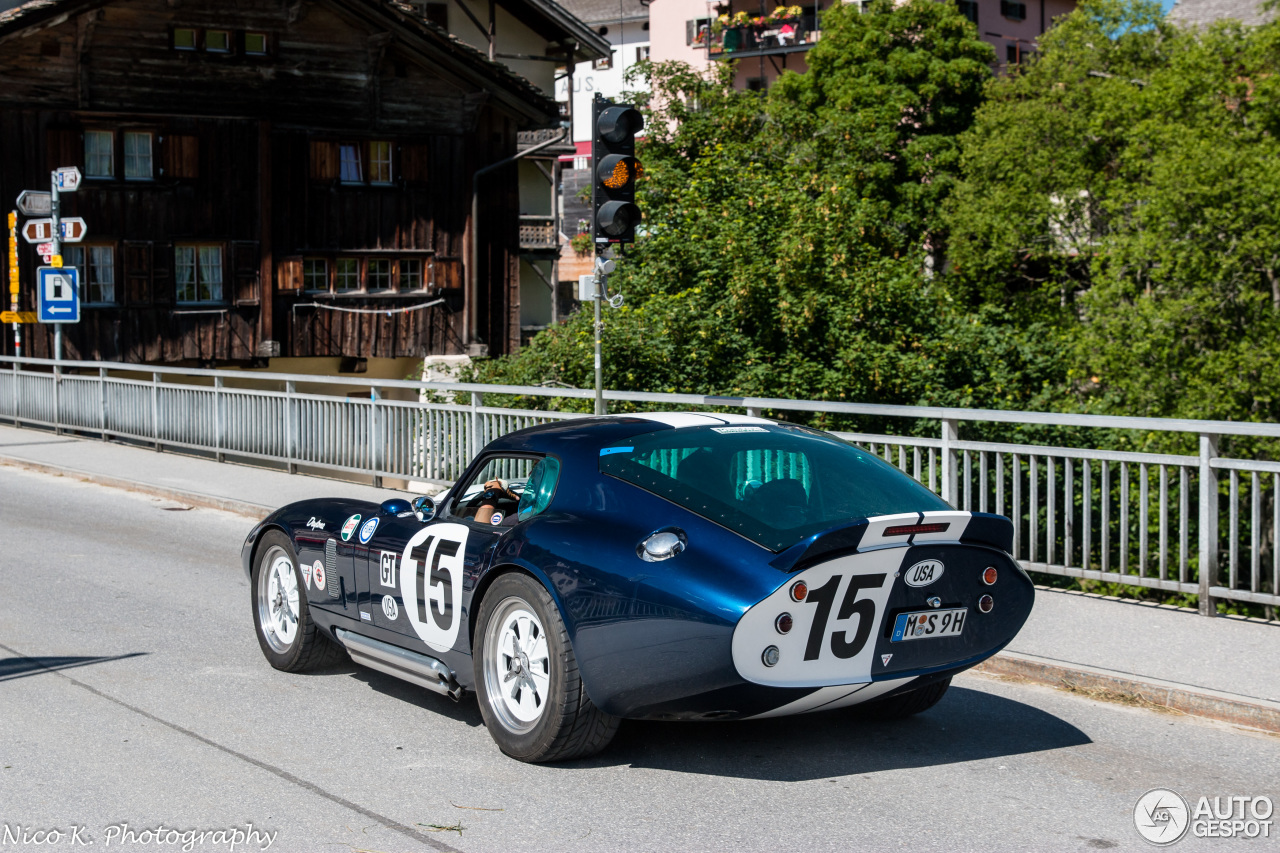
[465,487,509,509]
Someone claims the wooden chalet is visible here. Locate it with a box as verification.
[0,0,579,364]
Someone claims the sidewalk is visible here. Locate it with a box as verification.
[2,422,1277,730]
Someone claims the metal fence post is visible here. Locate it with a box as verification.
[285,380,296,474]
[470,391,481,462]
[370,386,383,489]
[1198,433,1219,617]
[151,371,161,451]
[52,362,61,436]
[98,367,107,441]
[215,376,225,463]
[941,417,959,506]
[11,359,18,428]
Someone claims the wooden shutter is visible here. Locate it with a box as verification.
[232,241,260,305]
[153,243,173,305]
[46,128,80,174]
[277,256,303,292]
[309,140,339,181]
[123,241,153,306]
[164,134,199,179]
[401,143,429,183]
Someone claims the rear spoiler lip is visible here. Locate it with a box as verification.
[769,511,1015,573]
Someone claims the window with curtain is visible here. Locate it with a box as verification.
[85,131,114,178]
[339,144,362,182]
[369,141,393,183]
[64,246,117,304]
[175,245,224,303]
[124,131,153,180]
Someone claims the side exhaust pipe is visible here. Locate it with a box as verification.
[334,628,465,702]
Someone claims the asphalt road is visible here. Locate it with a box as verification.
[1,464,1277,853]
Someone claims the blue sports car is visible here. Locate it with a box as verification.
[243,413,1033,762]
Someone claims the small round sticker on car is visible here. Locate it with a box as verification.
[341,514,361,542]
[490,512,504,526]
[382,594,399,621]
[358,516,379,544]
[313,559,326,591]
[903,559,944,588]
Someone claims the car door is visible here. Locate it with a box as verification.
[367,453,540,657]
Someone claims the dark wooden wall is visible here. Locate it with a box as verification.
[0,0,547,363]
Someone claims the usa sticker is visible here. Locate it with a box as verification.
[881,654,893,666]
[382,595,399,621]
[360,611,371,621]
[379,551,398,588]
[313,560,326,591]
[903,559,944,588]
[358,516,379,544]
[341,514,361,542]
[490,512,504,525]
[303,561,314,590]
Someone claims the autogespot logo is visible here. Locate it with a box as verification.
[1135,789,1191,846]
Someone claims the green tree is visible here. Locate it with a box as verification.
[467,0,1067,431]
[946,0,1280,443]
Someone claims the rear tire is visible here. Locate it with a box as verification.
[251,531,344,672]
[473,573,619,762]
[853,677,951,720]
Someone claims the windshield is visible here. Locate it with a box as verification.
[598,424,949,552]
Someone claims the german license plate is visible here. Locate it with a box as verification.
[891,608,967,642]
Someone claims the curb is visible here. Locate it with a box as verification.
[0,454,274,519]
[975,650,1280,734]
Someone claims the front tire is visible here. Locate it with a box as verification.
[251,531,343,672]
[473,573,619,762]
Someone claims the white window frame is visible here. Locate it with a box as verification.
[335,257,360,292]
[400,258,423,291]
[303,258,329,292]
[205,29,231,53]
[175,244,224,304]
[244,32,268,55]
[367,258,392,292]
[124,131,153,181]
[85,130,114,179]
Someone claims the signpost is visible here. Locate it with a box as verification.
[12,167,85,360]
[16,190,52,217]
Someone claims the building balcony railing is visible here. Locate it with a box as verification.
[700,14,820,60]
[518,215,558,252]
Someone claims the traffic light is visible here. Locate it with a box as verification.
[591,93,643,245]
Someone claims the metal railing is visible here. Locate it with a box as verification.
[2,355,1278,617]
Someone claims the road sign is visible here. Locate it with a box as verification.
[16,190,52,216]
[36,242,53,255]
[53,166,82,192]
[37,266,79,323]
[21,218,87,244]
[1,311,37,323]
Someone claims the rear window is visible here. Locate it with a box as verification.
[598,424,948,552]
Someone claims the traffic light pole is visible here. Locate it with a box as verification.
[593,271,603,416]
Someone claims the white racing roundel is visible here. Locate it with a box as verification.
[903,559,944,588]
[399,523,469,653]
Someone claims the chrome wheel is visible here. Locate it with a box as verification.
[256,545,299,654]
[482,596,551,733]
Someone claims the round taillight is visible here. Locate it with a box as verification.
[790,581,808,602]
[762,645,780,667]
[775,613,793,634]
[982,566,998,586]
[978,594,994,613]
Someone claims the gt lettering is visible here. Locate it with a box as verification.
[803,573,887,661]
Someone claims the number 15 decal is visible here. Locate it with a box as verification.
[730,548,902,688]
[401,523,469,653]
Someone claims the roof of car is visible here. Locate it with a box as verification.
[482,412,778,456]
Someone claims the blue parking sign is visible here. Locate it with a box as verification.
[37,266,80,324]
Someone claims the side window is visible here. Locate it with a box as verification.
[517,457,561,522]
[451,456,539,527]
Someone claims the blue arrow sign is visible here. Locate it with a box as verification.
[37,266,80,324]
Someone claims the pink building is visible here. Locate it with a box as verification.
[650,0,1078,89]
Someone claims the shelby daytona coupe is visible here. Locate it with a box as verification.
[243,413,1034,762]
